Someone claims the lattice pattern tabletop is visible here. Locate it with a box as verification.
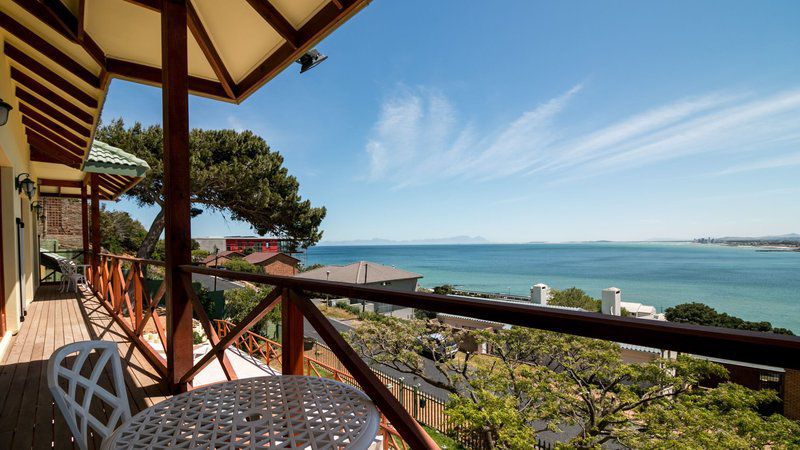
[101,375,380,449]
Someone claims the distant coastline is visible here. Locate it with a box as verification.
[694,233,800,252]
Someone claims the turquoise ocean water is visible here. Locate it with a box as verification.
[305,242,800,333]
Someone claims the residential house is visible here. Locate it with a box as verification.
[296,261,422,317]
[200,250,244,268]
[243,251,300,276]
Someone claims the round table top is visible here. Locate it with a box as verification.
[102,375,380,450]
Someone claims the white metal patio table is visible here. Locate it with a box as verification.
[101,375,380,449]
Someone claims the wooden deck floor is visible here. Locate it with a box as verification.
[0,284,170,449]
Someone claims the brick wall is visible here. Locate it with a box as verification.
[261,257,298,277]
[784,368,800,420]
[42,197,84,249]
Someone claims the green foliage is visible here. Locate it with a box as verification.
[190,239,200,250]
[422,426,466,450]
[630,382,800,449]
[242,247,255,255]
[348,319,796,449]
[99,207,146,254]
[192,329,206,345]
[300,263,324,272]
[96,119,326,254]
[414,309,438,320]
[665,302,795,335]
[335,300,361,316]
[433,285,456,295]
[151,239,166,261]
[548,287,601,311]
[223,258,261,274]
[223,287,279,337]
[191,249,210,263]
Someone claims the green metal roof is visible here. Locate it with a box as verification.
[83,140,150,178]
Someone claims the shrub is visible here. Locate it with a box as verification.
[223,258,261,274]
[549,287,601,311]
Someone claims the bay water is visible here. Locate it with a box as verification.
[306,242,800,333]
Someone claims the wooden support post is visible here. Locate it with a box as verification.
[90,173,100,291]
[80,179,89,283]
[162,0,192,393]
[281,288,304,375]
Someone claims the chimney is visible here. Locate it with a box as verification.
[602,287,621,315]
[531,283,551,305]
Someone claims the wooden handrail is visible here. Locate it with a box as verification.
[180,264,800,370]
[85,250,166,266]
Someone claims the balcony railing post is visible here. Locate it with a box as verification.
[134,262,143,332]
[80,179,90,284]
[162,0,193,393]
[89,173,100,289]
[281,287,304,375]
[112,259,122,313]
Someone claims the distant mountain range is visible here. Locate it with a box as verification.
[713,233,800,242]
[319,235,490,246]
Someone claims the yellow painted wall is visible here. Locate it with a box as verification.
[0,36,36,342]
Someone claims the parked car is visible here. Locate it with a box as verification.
[417,333,458,361]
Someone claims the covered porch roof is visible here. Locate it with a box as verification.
[35,140,150,201]
[1,0,370,172]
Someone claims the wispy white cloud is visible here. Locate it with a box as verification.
[714,152,800,176]
[364,85,800,187]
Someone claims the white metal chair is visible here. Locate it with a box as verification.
[57,258,70,292]
[58,259,87,293]
[47,341,132,450]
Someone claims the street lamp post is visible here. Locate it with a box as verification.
[213,247,219,291]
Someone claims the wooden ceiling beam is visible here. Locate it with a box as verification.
[4,44,99,108]
[30,144,68,165]
[121,0,160,12]
[236,0,370,100]
[17,104,88,148]
[188,2,235,98]
[106,58,231,101]
[244,0,299,48]
[22,117,86,156]
[11,0,106,66]
[19,103,89,148]
[27,135,83,169]
[11,0,75,41]
[11,67,95,124]
[98,174,127,190]
[0,11,100,87]
[38,179,83,188]
[16,87,92,136]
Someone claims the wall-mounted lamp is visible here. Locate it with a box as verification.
[0,98,12,126]
[15,173,36,200]
[31,201,44,221]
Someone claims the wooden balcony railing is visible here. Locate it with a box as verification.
[89,253,168,378]
[86,252,800,450]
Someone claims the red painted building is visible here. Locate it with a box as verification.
[194,236,298,253]
[225,237,282,252]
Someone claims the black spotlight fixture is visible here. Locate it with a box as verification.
[296,49,328,73]
[0,98,12,126]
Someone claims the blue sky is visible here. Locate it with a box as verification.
[102,0,800,243]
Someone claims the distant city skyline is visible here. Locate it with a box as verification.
[102,1,800,243]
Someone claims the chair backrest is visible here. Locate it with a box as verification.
[47,341,132,450]
[57,259,76,275]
